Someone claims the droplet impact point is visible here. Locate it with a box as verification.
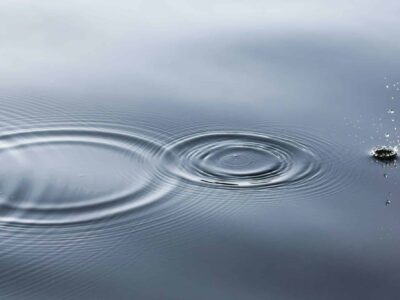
[371,146,398,161]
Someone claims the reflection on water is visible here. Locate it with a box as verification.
[1,0,400,299]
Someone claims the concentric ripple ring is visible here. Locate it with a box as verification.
[158,131,333,192]
[0,128,171,225]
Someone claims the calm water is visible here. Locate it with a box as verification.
[1,1,400,299]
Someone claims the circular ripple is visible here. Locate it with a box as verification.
[158,131,346,196]
[0,128,170,225]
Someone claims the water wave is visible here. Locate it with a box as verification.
[157,130,350,198]
[0,128,171,225]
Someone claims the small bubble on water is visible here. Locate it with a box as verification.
[388,109,395,114]
[385,133,390,138]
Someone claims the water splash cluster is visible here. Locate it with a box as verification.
[371,146,397,160]
[383,78,400,145]
[372,78,400,206]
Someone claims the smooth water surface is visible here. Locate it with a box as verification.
[0,1,400,299]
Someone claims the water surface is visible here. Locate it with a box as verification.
[0,1,400,299]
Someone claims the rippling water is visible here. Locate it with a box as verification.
[1,1,400,299]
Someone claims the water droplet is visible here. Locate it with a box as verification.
[386,85,390,89]
[371,146,397,160]
[386,199,391,206]
[388,109,395,114]
[385,133,390,138]
[384,173,388,179]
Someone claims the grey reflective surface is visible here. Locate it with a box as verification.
[0,1,400,299]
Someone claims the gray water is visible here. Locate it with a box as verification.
[1,1,400,299]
